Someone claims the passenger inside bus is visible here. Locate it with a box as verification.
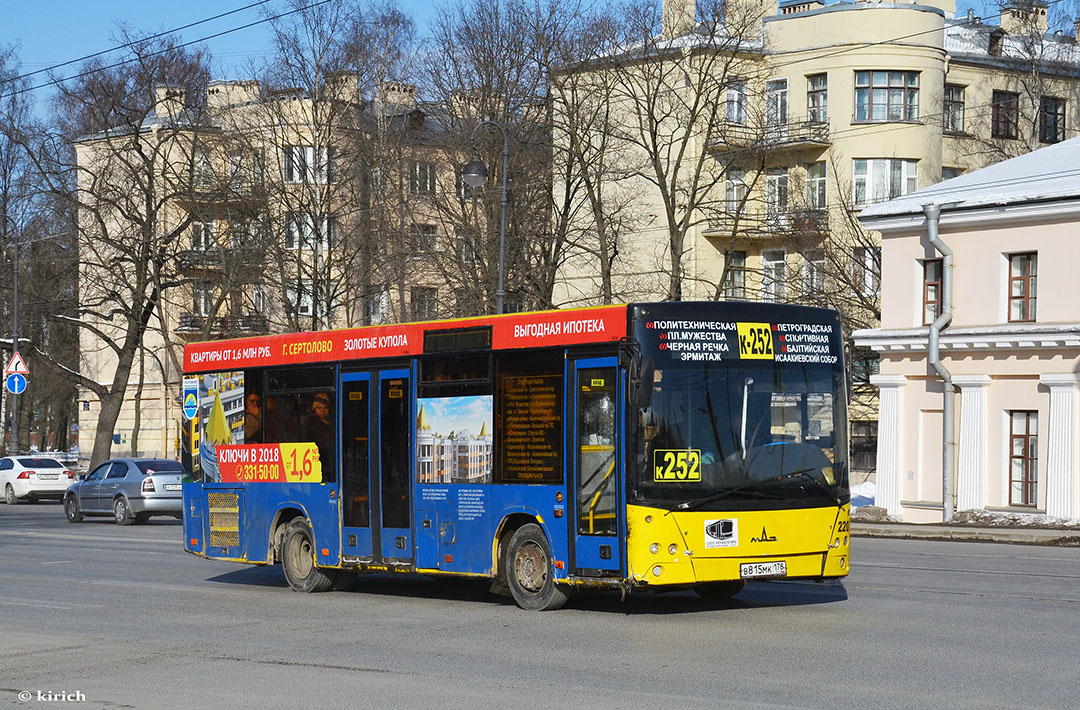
[303,392,334,477]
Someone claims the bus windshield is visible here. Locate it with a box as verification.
[633,359,849,511]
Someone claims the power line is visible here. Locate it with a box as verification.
[5,0,337,100]
[2,1,271,86]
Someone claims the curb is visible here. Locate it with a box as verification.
[852,523,1080,546]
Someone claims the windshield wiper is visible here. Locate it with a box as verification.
[667,467,832,514]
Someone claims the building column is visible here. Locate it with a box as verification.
[954,375,991,511]
[1040,374,1079,519]
[871,374,907,518]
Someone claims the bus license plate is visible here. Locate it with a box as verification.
[740,561,787,579]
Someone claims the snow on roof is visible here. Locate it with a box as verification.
[860,135,1080,220]
[944,20,1080,65]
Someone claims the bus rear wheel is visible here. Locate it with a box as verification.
[281,518,337,593]
[505,523,570,611]
[693,580,745,602]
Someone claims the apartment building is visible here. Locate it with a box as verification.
[553,0,1080,475]
[854,137,1080,522]
[74,79,465,464]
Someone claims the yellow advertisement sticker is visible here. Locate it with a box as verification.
[280,442,323,483]
[737,322,774,359]
[653,449,702,482]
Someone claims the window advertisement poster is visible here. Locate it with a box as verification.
[416,396,493,484]
[197,371,245,482]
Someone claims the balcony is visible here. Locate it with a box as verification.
[705,209,829,238]
[176,173,265,207]
[709,118,830,156]
[178,246,267,273]
[176,313,268,337]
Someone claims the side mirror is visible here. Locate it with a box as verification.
[78,474,87,481]
[628,355,655,409]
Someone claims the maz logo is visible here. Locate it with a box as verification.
[750,526,777,543]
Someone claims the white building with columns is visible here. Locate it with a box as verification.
[854,137,1080,522]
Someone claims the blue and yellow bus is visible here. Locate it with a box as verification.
[182,301,850,610]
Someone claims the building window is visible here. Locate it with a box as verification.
[765,79,788,127]
[806,162,827,210]
[765,169,789,228]
[191,220,217,251]
[803,248,825,294]
[1008,252,1037,322]
[852,246,880,297]
[923,258,942,325]
[727,83,746,125]
[853,158,918,206]
[1039,96,1066,144]
[411,161,437,195]
[850,420,878,472]
[364,284,389,325]
[943,84,965,133]
[807,74,828,122]
[1008,411,1038,506]
[941,167,964,181]
[723,250,747,299]
[411,287,438,321]
[287,280,314,317]
[284,145,333,183]
[725,168,747,214]
[410,224,438,254]
[992,91,1020,139]
[251,284,265,314]
[285,214,336,250]
[761,249,786,302]
[854,71,919,121]
[193,283,215,317]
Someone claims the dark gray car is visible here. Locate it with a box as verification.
[64,458,185,525]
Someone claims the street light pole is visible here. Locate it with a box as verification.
[11,231,18,454]
[461,120,509,315]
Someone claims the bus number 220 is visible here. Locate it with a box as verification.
[654,449,702,482]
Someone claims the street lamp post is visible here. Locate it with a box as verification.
[461,120,509,315]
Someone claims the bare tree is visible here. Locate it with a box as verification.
[0,46,79,454]
[22,33,212,469]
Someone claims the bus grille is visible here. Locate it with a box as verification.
[208,491,240,548]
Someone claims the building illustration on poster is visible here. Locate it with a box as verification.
[196,371,245,481]
[416,396,493,484]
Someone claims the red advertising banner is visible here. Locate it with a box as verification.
[217,443,323,483]
[184,306,627,373]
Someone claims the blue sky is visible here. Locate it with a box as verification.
[3,1,436,88]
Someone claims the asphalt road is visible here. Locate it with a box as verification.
[2,502,1079,710]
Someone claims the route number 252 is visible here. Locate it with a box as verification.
[653,449,702,482]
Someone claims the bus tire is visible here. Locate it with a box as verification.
[281,518,337,593]
[693,580,745,602]
[505,523,570,611]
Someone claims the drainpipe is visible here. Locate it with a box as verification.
[922,203,955,521]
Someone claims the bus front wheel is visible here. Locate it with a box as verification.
[505,524,570,611]
[281,518,337,593]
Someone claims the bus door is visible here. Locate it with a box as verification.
[377,370,413,563]
[340,372,373,559]
[340,369,413,565]
[570,357,624,576]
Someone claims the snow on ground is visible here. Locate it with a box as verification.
[850,481,876,508]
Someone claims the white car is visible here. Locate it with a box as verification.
[1,457,76,504]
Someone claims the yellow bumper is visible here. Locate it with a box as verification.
[625,503,850,586]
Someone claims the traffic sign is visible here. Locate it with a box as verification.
[4,352,28,376]
[182,378,199,420]
[6,373,26,395]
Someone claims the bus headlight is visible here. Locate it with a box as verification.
[649,543,659,554]
[652,565,662,577]
[668,543,678,555]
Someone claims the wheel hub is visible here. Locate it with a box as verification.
[515,541,547,592]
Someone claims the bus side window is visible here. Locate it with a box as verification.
[494,350,564,484]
